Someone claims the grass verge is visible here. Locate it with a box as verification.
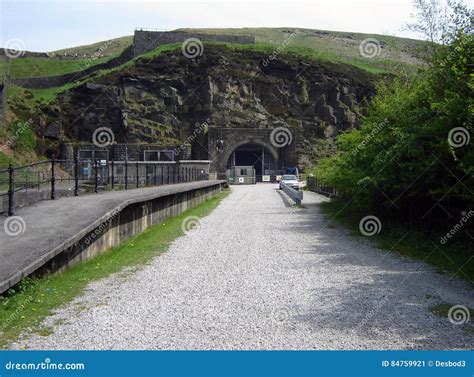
[0,188,230,349]
[319,200,474,285]
[430,303,474,333]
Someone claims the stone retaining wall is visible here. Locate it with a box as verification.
[133,30,255,56]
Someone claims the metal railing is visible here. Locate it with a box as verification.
[280,181,303,205]
[0,159,209,217]
[307,176,339,198]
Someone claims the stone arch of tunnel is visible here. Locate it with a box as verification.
[225,142,279,179]
[207,127,296,180]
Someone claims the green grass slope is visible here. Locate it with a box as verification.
[0,27,427,81]
[52,35,133,57]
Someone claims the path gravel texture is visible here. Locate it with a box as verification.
[14,184,473,350]
[0,181,223,294]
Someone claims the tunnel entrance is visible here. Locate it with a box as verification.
[226,143,277,182]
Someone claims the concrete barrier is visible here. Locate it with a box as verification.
[280,181,303,205]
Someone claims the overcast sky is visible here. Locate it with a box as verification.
[0,0,466,52]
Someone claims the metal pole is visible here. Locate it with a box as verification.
[74,153,79,196]
[111,160,115,189]
[154,164,157,186]
[7,163,15,216]
[136,162,139,188]
[125,160,128,190]
[94,159,99,194]
[51,158,56,200]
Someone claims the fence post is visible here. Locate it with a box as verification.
[7,163,15,216]
[74,154,79,196]
[154,165,157,186]
[51,158,56,200]
[94,159,99,194]
[136,162,139,188]
[125,159,128,190]
[145,164,149,186]
[111,160,115,189]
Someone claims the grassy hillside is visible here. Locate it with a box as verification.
[0,36,132,79]
[52,35,133,57]
[0,28,427,81]
[181,27,427,71]
[0,56,113,79]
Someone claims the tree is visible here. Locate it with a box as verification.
[406,0,472,44]
[406,0,446,43]
[317,2,473,231]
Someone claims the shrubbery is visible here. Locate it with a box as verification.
[316,26,473,232]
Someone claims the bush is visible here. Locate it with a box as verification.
[5,120,37,152]
[316,30,473,232]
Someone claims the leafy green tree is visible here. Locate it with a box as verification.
[316,9,473,229]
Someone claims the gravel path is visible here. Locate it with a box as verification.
[15,184,473,350]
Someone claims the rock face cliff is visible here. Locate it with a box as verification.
[38,44,376,167]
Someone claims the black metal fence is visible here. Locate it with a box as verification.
[307,176,339,198]
[0,159,209,216]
